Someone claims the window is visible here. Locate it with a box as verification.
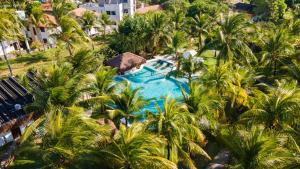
[123,0,128,3]
[40,27,45,32]
[43,39,48,44]
[124,9,128,14]
[106,11,116,15]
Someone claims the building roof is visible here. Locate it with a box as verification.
[70,7,99,18]
[37,14,58,27]
[136,5,163,14]
[105,52,146,74]
[41,2,53,12]
[98,0,128,5]
[0,77,33,128]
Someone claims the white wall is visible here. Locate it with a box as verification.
[0,41,16,57]
[80,3,105,13]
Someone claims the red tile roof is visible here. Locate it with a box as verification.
[38,14,58,27]
[136,5,163,14]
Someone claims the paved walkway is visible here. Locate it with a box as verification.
[206,150,230,169]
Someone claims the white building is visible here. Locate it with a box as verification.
[79,0,136,22]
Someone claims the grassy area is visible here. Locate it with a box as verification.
[0,43,88,78]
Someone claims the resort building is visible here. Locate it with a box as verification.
[25,13,60,49]
[79,0,136,22]
[70,8,100,36]
[0,77,34,147]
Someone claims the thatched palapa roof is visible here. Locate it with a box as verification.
[105,52,146,74]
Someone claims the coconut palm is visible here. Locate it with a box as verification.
[67,49,102,74]
[86,122,177,169]
[240,80,300,129]
[107,84,150,127]
[203,14,255,66]
[0,9,22,76]
[200,63,231,95]
[218,127,288,169]
[260,29,294,77]
[52,0,76,20]
[169,31,186,70]
[16,107,112,168]
[148,13,172,55]
[55,15,87,56]
[182,82,221,117]
[25,63,85,113]
[146,97,211,169]
[81,11,97,49]
[188,12,212,51]
[79,66,119,117]
[172,10,186,31]
[99,13,112,39]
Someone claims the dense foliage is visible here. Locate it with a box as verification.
[0,0,299,169]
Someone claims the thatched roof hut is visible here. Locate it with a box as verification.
[105,52,147,74]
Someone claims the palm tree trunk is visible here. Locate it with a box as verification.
[198,33,202,50]
[67,43,73,56]
[216,51,220,67]
[167,142,171,160]
[125,117,129,127]
[274,60,277,77]
[1,41,13,76]
[103,25,106,39]
[24,33,31,53]
[188,73,192,88]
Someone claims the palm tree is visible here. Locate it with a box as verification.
[89,123,177,169]
[260,29,294,77]
[182,82,221,117]
[200,63,231,95]
[180,54,205,85]
[218,127,288,169]
[25,63,85,113]
[107,84,150,127]
[56,15,87,56]
[170,31,186,70]
[148,13,172,56]
[67,49,102,74]
[80,66,118,117]
[99,13,112,39]
[203,14,255,66]
[240,80,300,129]
[188,12,212,51]
[0,9,22,76]
[81,11,97,49]
[52,0,76,20]
[172,10,186,31]
[16,107,112,168]
[146,97,211,169]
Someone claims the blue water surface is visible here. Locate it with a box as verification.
[114,63,189,117]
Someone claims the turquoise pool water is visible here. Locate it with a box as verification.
[115,63,189,114]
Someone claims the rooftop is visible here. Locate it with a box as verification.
[0,77,33,128]
[136,5,163,14]
[105,52,146,74]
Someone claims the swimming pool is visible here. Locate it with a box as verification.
[115,60,189,114]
